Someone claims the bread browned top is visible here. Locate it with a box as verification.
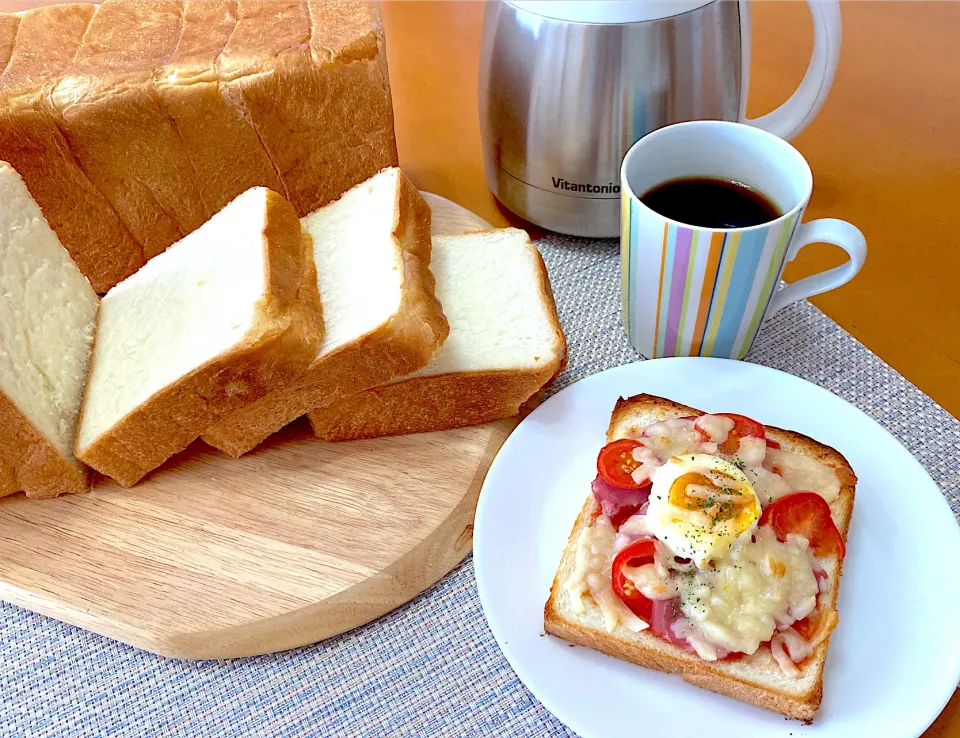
[0,1,397,292]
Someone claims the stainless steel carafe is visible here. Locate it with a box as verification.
[479,0,841,237]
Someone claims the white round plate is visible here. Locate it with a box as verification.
[475,358,960,738]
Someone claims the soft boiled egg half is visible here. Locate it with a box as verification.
[647,454,761,567]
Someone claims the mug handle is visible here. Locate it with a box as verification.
[738,0,842,140]
[766,219,867,316]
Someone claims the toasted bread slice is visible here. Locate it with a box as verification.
[201,168,448,458]
[306,228,567,441]
[544,394,856,720]
[75,187,322,487]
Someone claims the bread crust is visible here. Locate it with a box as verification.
[0,4,144,292]
[156,1,288,217]
[307,369,552,441]
[202,168,449,457]
[544,393,857,721]
[0,12,18,71]
[0,1,398,293]
[0,391,90,500]
[220,1,398,217]
[49,0,211,259]
[307,232,567,441]
[75,190,323,487]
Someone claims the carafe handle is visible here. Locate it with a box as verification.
[738,0,842,140]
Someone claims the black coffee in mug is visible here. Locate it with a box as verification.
[640,177,780,229]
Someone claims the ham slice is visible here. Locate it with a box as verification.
[591,474,650,526]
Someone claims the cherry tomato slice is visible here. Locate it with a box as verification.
[597,439,647,489]
[759,492,846,560]
[611,538,658,622]
[711,412,766,454]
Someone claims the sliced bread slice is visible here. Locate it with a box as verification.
[544,394,857,720]
[0,162,99,499]
[202,167,448,457]
[307,228,567,441]
[75,187,323,487]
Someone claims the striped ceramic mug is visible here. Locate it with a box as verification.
[620,120,866,360]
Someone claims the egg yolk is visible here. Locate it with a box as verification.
[668,471,759,530]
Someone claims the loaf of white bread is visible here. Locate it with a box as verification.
[0,155,565,489]
[75,187,323,487]
[0,0,397,293]
[202,168,449,457]
[308,228,567,440]
[0,162,98,499]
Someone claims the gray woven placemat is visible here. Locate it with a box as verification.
[2,235,957,738]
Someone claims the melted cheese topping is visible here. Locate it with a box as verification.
[639,418,700,461]
[745,466,792,505]
[735,435,767,468]
[764,448,841,503]
[695,414,734,444]
[675,527,819,657]
[563,515,648,633]
[624,562,680,600]
[561,413,843,665]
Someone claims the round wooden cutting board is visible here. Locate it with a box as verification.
[0,195,508,659]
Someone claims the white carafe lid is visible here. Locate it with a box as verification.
[507,1,717,24]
